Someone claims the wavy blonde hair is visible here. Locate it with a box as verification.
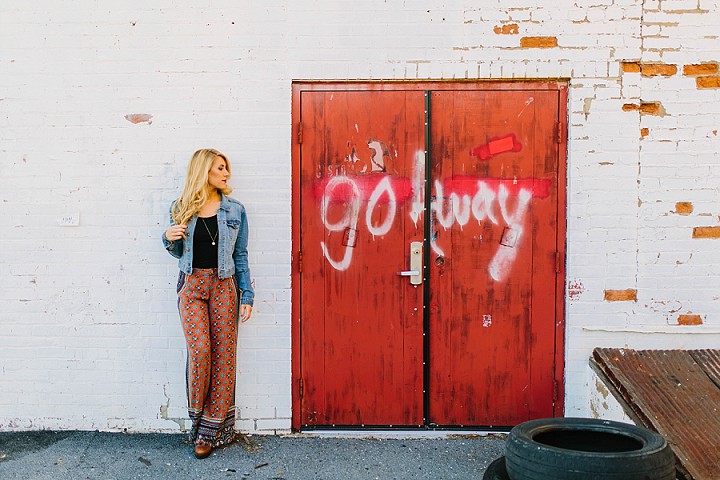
[172,148,232,225]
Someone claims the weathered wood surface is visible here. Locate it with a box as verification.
[592,348,720,480]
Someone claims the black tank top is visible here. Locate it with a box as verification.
[193,215,219,268]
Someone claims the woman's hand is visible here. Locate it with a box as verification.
[164,224,187,241]
[239,304,253,322]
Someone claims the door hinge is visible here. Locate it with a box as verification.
[298,378,304,398]
[298,122,303,144]
[298,251,303,273]
[553,379,559,403]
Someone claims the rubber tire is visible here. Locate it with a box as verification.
[483,456,510,480]
[505,418,675,480]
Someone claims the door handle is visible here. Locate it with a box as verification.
[397,241,423,285]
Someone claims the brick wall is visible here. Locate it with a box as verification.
[1,0,719,433]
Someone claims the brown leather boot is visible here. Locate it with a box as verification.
[194,444,212,459]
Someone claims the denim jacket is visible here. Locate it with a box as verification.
[162,194,254,306]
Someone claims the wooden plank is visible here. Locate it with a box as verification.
[592,348,720,480]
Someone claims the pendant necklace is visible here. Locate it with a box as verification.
[200,217,218,246]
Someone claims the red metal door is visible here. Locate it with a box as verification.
[298,90,426,426]
[427,90,561,426]
[294,83,565,428]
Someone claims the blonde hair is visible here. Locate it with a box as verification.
[172,148,232,225]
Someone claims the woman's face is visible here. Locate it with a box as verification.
[207,155,230,191]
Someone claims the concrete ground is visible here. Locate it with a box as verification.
[0,430,507,480]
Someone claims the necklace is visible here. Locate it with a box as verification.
[200,217,218,246]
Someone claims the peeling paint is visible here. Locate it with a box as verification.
[159,384,184,430]
[124,114,153,125]
[640,102,666,116]
[582,97,592,120]
[693,226,720,238]
[604,289,637,302]
[678,314,703,326]
[648,299,682,314]
[493,23,519,35]
[674,202,693,215]
[640,63,678,77]
[519,36,558,48]
[622,102,667,116]
[683,64,719,76]
[595,378,609,400]
[622,61,641,73]
[697,76,720,89]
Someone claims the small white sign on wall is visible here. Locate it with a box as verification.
[58,213,80,226]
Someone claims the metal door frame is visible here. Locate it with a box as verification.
[291,81,568,430]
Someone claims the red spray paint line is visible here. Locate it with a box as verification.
[440,176,551,199]
[315,174,551,204]
[313,175,413,203]
[469,134,522,160]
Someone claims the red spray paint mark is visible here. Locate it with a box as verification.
[440,176,551,199]
[469,134,522,160]
[568,280,585,300]
[314,175,413,203]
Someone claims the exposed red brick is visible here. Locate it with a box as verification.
[675,202,693,215]
[520,36,558,48]
[697,76,720,89]
[641,63,678,77]
[639,102,666,116]
[640,128,649,137]
[693,226,720,238]
[604,289,637,302]
[683,64,719,76]
[622,62,641,73]
[124,113,153,124]
[623,102,665,116]
[494,23,519,35]
[678,314,703,326]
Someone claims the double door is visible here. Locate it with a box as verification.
[293,83,566,428]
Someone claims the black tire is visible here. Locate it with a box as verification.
[483,456,510,480]
[505,418,675,480]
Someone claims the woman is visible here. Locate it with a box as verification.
[162,148,254,459]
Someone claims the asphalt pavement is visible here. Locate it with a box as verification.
[0,430,507,480]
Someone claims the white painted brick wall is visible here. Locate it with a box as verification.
[1,0,719,433]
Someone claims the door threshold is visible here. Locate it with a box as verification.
[287,429,509,439]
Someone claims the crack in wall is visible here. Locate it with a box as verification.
[159,384,185,431]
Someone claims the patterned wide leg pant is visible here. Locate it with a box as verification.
[177,268,239,448]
